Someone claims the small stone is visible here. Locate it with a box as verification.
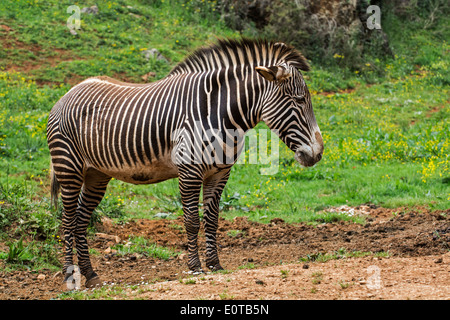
[154,212,172,218]
[81,5,98,15]
[37,274,46,280]
[95,232,121,243]
[142,49,168,63]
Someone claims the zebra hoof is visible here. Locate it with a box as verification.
[85,275,103,288]
[189,267,205,275]
[207,263,224,271]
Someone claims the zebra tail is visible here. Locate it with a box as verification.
[50,163,60,210]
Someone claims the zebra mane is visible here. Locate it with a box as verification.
[169,38,310,75]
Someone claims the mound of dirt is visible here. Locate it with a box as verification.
[0,206,448,299]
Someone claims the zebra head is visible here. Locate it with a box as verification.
[256,53,323,167]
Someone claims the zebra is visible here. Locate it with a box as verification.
[47,38,324,288]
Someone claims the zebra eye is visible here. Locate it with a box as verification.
[294,96,306,105]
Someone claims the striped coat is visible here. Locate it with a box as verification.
[47,38,323,287]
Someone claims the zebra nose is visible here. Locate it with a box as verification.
[316,153,322,161]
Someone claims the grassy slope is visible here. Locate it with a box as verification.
[0,1,448,270]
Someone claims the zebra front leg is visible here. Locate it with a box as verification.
[179,170,203,272]
[203,169,231,271]
[75,170,111,288]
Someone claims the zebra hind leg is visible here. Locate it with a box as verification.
[60,182,83,286]
[49,136,85,288]
[75,169,111,288]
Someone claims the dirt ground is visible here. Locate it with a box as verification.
[0,205,449,300]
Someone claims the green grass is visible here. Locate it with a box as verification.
[112,236,180,260]
[56,283,131,300]
[0,236,62,272]
[0,0,239,84]
[179,277,197,285]
[0,0,449,275]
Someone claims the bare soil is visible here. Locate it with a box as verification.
[0,206,449,300]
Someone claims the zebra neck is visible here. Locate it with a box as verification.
[184,67,265,134]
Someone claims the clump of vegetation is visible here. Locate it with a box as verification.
[226,229,245,237]
[300,248,390,263]
[311,271,323,285]
[112,236,180,260]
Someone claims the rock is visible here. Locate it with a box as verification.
[142,49,169,63]
[37,274,46,280]
[154,212,172,219]
[129,13,142,18]
[95,232,121,243]
[81,5,98,15]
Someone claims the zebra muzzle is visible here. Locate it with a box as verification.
[295,148,321,167]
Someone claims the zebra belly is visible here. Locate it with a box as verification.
[92,161,179,185]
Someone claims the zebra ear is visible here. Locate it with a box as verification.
[255,66,277,81]
[255,66,291,82]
